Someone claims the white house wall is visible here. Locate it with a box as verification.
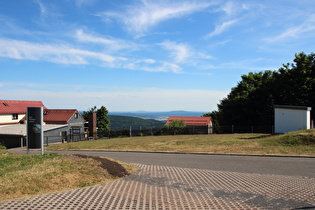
[275,108,310,133]
[0,114,26,124]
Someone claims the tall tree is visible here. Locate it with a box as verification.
[82,106,110,132]
[96,106,110,132]
[214,52,315,128]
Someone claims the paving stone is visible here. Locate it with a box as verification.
[1,164,315,209]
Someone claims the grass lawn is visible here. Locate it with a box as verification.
[0,147,138,201]
[46,130,315,156]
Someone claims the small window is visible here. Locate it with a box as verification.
[3,103,8,106]
[12,114,18,120]
[74,112,78,119]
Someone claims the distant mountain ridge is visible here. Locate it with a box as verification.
[109,110,206,121]
[109,115,165,130]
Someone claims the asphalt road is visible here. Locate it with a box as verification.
[49,150,315,178]
[6,148,315,209]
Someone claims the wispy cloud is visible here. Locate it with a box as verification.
[123,59,182,73]
[0,38,117,64]
[98,0,215,36]
[74,0,97,7]
[158,40,213,65]
[264,14,315,42]
[207,18,239,38]
[158,40,190,63]
[0,37,184,74]
[34,0,48,19]
[75,29,138,51]
[220,1,249,16]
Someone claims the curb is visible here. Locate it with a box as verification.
[47,149,315,159]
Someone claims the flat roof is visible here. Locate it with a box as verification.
[274,105,312,111]
[0,124,67,136]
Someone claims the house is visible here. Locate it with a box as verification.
[42,109,86,142]
[0,100,46,125]
[0,100,86,148]
[166,116,213,134]
[274,105,312,133]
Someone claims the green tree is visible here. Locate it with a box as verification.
[82,106,97,121]
[215,52,315,129]
[82,106,110,132]
[203,111,221,133]
[162,119,187,135]
[96,106,110,132]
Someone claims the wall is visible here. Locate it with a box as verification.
[68,111,86,141]
[44,125,68,145]
[0,114,25,124]
[274,108,311,133]
[0,134,25,148]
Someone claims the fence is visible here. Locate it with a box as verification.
[41,125,274,146]
[98,125,274,137]
[43,133,86,146]
[97,127,161,138]
[215,125,274,134]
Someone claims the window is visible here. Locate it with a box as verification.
[72,128,80,134]
[12,114,18,120]
[74,112,78,119]
[3,102,8,106]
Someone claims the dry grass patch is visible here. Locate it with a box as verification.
[0,149,138,201]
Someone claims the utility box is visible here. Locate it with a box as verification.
[274,105,312,133]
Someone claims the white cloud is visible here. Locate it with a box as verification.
[157,40,213,69]
[158,40,190,62]
[0,88,227,111]
[75,29,137,51]
[35,0,47,18]
[123,60,182,73]
[264,14,315,42]
[220,1,249,16]
[99,0,215,36]
[0,38,117,64]
[74,0,97,7]
[207,18,239,38]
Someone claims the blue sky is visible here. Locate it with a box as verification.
[0,0,314,112]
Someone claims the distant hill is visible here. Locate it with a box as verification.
[109,115,165,130]
[109,110,206,121]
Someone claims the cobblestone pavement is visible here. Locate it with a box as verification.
[1,164,315,209]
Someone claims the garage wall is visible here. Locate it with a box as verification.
[274,108,311,133]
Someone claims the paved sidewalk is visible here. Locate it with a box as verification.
[1,164,315,209]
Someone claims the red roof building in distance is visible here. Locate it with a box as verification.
[0,100,46,125]
[166,116,213,134]
[43,109,84,124]
[0,100,46,114]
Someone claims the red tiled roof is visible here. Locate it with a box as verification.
[166,116,212,126]
[0,100,46,114]
[43,109,81,124]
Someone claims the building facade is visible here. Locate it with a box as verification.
[166,116,213,134]
[0,100,86,148]
[274,105,312,133]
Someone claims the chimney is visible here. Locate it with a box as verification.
[88,112,97,139]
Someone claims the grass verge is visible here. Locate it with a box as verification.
[0,148,138,201]
[46,130,315,156]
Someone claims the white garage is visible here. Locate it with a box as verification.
[274,105,312,133]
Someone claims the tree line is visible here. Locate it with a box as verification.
[205,52,315,132]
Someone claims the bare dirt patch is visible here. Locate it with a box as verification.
[73,154,130,177]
